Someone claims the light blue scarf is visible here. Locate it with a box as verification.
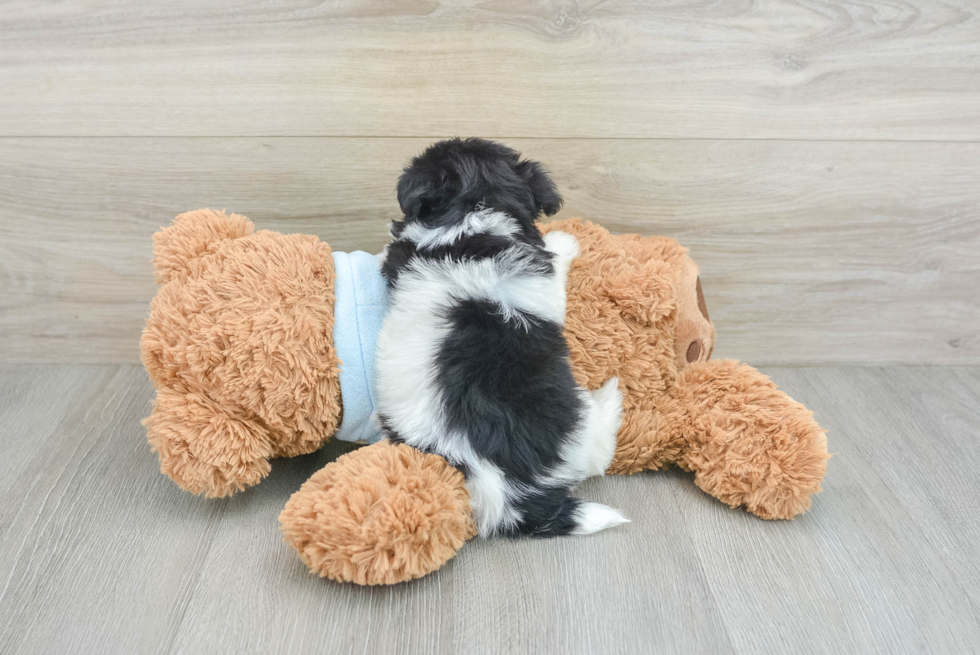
[331,251,387,443]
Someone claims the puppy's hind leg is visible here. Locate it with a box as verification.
[546,378,628,536]
[581,377,624,478]
[552,378,622,483]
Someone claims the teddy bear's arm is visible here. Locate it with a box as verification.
[656,359,829,520]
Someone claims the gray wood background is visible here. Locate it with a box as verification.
[1,0,978,365]
[1,364,978,653]
[3,4,980,652]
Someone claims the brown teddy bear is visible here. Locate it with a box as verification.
[142,209,828,585]
[142,209,343,497]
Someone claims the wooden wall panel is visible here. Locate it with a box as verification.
[0,0,978,139]
[1,137,976,364]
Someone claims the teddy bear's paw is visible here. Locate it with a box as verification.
[144,389,274,497]
[280,441,476,585]
[672,359,830,520]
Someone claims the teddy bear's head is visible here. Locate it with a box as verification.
[141,209,343,497]
[540,218,715,474]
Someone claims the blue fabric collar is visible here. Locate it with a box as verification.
[331,251,387,443]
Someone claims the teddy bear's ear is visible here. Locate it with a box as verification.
[151,209,254,283]
[600,258,675,326]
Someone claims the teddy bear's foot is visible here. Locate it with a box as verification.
[667,359,830,520]
[279,441,476,585]
[143,388,275,498]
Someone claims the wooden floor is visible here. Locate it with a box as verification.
[1,364,978,654]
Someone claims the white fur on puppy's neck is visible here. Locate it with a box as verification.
[397,209,519,250]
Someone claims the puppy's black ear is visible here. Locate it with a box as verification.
[397,157,463,222]
[518,160,563,217]
[396,167,436,221]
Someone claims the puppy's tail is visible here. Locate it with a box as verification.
[569,501,630,535]
[530,497,630,537]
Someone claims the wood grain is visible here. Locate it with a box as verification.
[1,0,978,139]
[674,367,980,653]
[1,137,977,365]
[2,364,980,653]
[0,365,107,492]
[448,475,734,654]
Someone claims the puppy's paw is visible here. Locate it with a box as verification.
[592,377,624,434]
[543,230,580,261]
[587,377,623,476]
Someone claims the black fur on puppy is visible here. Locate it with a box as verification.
[383,138,562,287]
[395,138,562,239]
[375,138,627,538]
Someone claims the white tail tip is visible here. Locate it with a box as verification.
[571,502,630,535]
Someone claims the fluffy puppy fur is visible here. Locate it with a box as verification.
[376,138,628,538]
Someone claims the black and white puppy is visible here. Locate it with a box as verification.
[376,138,627,538]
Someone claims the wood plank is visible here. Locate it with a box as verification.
[799,367,980,610]
[447,473,734,655]
[0,365,107,488]
[3,365,980,653]
[1,0,978,139]
[0,365,229,654]
[670,366,980,653]
[166,449,735,654]
[1,137,977,365]
[162,438,463,655]
[0,363,734,653]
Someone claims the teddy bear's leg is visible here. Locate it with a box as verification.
[660,359,829,520]
[279,441,476,585]
[143,388,275,498]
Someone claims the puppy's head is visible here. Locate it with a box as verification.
[395,138,562,243]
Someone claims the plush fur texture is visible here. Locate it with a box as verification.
[279,441,476,585]
[543,218,826,512]
[376,139,627,538]
[280,216,828,584]
[141,209,342,497]
[139,207,828,585]
[663,359,828,520]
